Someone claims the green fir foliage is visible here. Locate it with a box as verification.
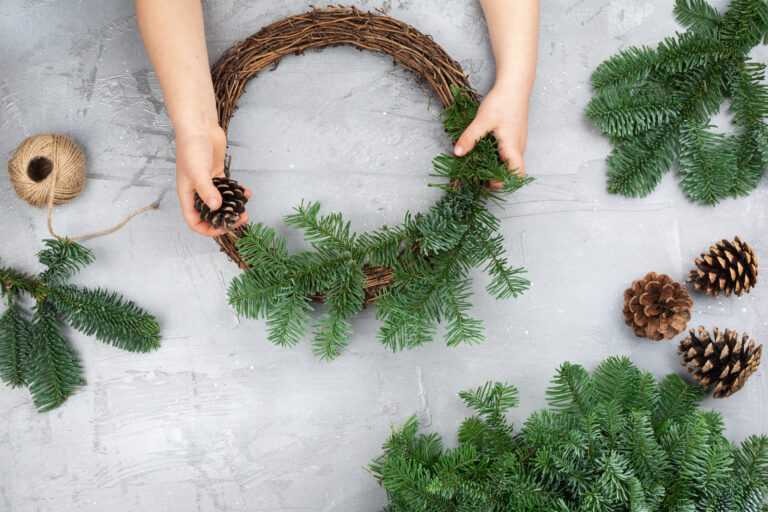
[228,87,533,360]
[586,0,768,205]
[370,356,768,511]
[0,239,161,412]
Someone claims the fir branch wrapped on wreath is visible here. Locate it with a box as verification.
[586,0,768,205]
[210,7,532,360]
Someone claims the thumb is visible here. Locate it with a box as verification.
[194,174,222,210]
[454,119,487,157]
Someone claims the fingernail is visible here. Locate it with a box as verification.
[206,196,221,209]
[454,144,465,156]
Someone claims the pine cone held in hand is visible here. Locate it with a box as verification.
[678,326,762,398]
[686,236,758,297]
[194,177,248,231]
[623,272,693,341]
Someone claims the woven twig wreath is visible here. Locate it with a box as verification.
[212,6,472,284]
[210,6,530,358]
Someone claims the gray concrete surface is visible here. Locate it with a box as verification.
[1,0,767,510]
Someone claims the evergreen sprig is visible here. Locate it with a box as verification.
[587,0,768,205]
[370,356,768,511]
[0,239,161,412]
[228,87,533,360]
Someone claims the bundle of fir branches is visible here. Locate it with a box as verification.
[228,88,532,360]
[586,0,768,205]
[0,239,160,412]
[370,356,768,511]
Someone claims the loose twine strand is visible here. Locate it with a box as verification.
[8,133,157,242]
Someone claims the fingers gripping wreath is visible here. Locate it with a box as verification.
[211,6,532,360]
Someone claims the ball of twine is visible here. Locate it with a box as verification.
[7,133,157,242]
[8,134,85,208]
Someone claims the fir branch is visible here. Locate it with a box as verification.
[586,84,677,138]
[623,411,670,487]
[660,416,711,506]
[592,355,642,410]
[607,119,681,197]
[442,86,479,140]
[290,250,357,296]
[311,263,365,360]
[235,223,290,270]
[590,45,659,89]
[678,121,734,205]
[1,239,161,411]
[356,225,411,267]
[736,435,768,486]
[26,302,85,413]
[228,270,288,319]
[37,239,94,285]
[373,358,767,510]
[285,201,356,253]
[475,232,529,300]
[720,0,768,50]
[0,266,44,300]
[266,289,313,348]
[657,30,728,73]
[440,279,483,347]
[459,381,519,418]
[729,60,768,196]
[376,301,437,352]
[589,0,768,204]
[672,57,730,121]
[47,285,161,353]
[415,190,472,255]
[546,361,594,419]
[637,370,661,412]
[0,300,32,388]
[653,374,706,433]
[674,0,724,33]
[730,61,768,126]
[730,123,767,197]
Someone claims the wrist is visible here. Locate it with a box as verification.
[168,93,220,137]
[173,118,223,141]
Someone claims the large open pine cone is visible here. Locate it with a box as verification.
[686,236,758,297]
[678,326,762,398]
[194,176,248,231]
[623,272,693,341]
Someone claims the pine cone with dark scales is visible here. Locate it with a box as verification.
[622,272,693,341]
[678,326,762,398]
[193,177,248,231]
[686,236,758,297]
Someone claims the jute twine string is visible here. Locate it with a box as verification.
[210,6,475,303]
[7,133,157,242]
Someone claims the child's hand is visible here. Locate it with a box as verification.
[453,84,529,189]
[176,125,251,236]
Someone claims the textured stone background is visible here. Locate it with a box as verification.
[1,0,767,510]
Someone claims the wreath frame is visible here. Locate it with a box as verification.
[211,6,474,291]
[210,6,531,359]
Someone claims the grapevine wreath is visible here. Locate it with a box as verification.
[210,7,532,360]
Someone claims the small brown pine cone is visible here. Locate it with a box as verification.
[678,326,763,398]
[193,176,248,231]
[622,272,693,341]
[686,236,758,297]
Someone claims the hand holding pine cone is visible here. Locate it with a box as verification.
[193,176,248,231]
[623,272,693,341]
